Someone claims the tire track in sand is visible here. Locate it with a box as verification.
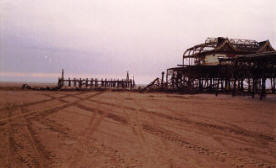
[20,106,48,168]
[126,94,164,168]
[67,93,133,168]
[142,122,276,168]
[5,106,49,168]
[7,104,13,168]
[130,94,190,168]
[65,95,110,168]
[154,103,276,159]
[87,99,275,143]
[89,96,276,167]
[0,91,86,113]
[0,92,104,168]
[0,92,103,123]
[113,92,150,167]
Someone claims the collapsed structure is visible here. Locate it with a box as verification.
[57,70,135,90]
[181,37,274,66]
[147,37,276,99]
[22,70,135,90]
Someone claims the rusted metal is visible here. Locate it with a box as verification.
[150,37,276,100]
[142,78,161,92]
[182,37,274,66]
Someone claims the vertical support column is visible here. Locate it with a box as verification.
[132,75,135,88]
[68,78,71,87]
[237,80,240,91]
[232,61,237,97]
[260,77,266,100]
[57,78,61,88]
[73,78,76,87]
[90,78,93,88]
[105,79,107,88]
[224,79,228,92]
[199,78,203,91]
[271,78,275,94]
[241,78,244,94]
[248,78,251,95]
[221,78,224,92]
[95,79,98,87]
[216,78,219,96]
[86,78,88,88]
[61,69,64,87]
[79,78,82,88]
[252,78,256,98]
[210,78,213,91]
[232,79,237,97]
[161,71,165,89]
[172,73,175,89]
[166,70,169,88]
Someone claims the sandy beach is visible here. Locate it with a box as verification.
[0,88,275,168]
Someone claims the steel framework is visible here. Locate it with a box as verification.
[164,51,276,99]
[182,37,274,66]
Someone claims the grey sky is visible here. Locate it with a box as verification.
[0,0,275,83]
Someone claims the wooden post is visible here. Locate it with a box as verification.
[260,77,266,100]
[252,78,256,98]
[132,75,135,88]
[68,78,71,87]
[90,78,93,87]
[166,70,169,88]
[271,78,275,94]
[221,78,224,92]
[224,79,228,92]
[232,79,237,97]
[57,78,61,88]
[79,78,82,88]
[237,80,240,91]
[172,73,175,89]
[204,79,207,89]
[241,78,244,94]
[248,78,251,94]
[95,79,98,87]
[61,69,64,87]
[85,78,88,88]
[161,71,165,88]
[199,78,203,91]
[210,78,213,91]
[216,78,219,96]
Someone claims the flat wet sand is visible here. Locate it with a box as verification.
[0,89,275,168]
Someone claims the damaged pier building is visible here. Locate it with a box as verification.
[165,37,276,99]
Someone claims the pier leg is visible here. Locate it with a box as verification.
[248,78,251,95]
[260,77,266,100]
[161,72,165,89]
[272,78,275,94]
[232,79,237,97]
[252,78,256,98]
[241,78,244,94]
[68,78,71,87]
[79,78,82,88]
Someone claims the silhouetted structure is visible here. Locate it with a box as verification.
[57,70,135,90]
[152,37,276,100]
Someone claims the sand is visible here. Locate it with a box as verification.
[0,89,275,168]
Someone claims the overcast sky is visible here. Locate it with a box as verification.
[0,0,275,83]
